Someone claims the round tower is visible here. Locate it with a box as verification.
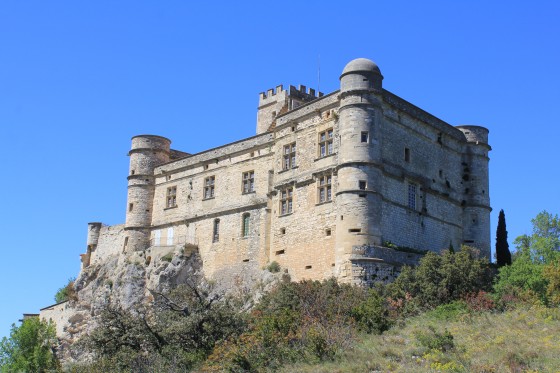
[87,222,102,248]
[335,58,384,282]
[456,125,491,260]
[125,135,171,252]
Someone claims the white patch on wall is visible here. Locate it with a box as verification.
[155,230,161,246]
[167,227,174,245]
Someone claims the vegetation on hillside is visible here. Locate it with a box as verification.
[2,211,559,372]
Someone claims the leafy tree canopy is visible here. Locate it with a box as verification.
[0,317,59,373]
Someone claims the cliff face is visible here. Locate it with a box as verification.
[42,247,204,362]
[41,243,280,364]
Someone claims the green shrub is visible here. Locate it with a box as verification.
[54,277,76,303]
[429,301,469,321]
[161,253,173,262]
[267,261,281,273]
[415,326,455,352]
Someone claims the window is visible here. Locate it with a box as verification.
[280,187,293,215]
[361,131,369,143]
[213,219,220,242]
[242,213,250,237]
[128,203,133,212]
[318,174,332,203]
[204,176,215,199]
[359,180,367,190]
[283,143,296,170]
[408,183,417,209]
[404,148,410,162]
[166,186,177,208]
[318,129,334,157]
[242,171,255,194]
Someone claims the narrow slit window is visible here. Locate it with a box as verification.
[404,148,410,162]
[213,219,220,242]
[242,213,250,237]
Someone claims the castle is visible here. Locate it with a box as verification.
[79,58,491,286]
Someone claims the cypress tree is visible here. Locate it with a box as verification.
[496,209,512,266]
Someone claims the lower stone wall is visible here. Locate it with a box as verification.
[39,301,72,337]
[349,245,425,286]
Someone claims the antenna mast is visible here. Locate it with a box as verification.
[317,54,321,95]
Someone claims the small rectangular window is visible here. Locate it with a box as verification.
[359,181,367,190]
[408,183,417,209]
[318,174,332,203]
[361,131,369,143]
[242,214,250,237]
[242,171,255,194]
[166,186,177,208]
[212,219,220,242]
[318,128,334,157]
[404,148,410,162]
[283,143,296,170]
[128,203,133,212]
[280,187,293,215]
[204,176,215,199]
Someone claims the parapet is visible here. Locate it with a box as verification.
[456,125,489,145]
[87,222,102,247]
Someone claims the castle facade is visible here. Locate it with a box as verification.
[81,58,491,286]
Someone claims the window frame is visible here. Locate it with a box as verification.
[282,143,297,170]
[242,171,255,194]
[242,213,250,237]
[166,186,177,208]
[204,176,215,199]
[318,128,334,158]
[212,219,220,242]
[317,174,332,203]
[407,183,417,210]
[280,187,293,215]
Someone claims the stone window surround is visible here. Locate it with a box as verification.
[317,174,332,203]
[166,186,177,208]
[280,187,293,215]
[242,171,255,194]
[282,143,297,170]
[318,128,334,158]
[204,175,215,200]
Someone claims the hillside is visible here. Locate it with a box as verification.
[282,305,560,372]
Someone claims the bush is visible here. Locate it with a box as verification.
[267,261,281,273]
[54,277,76,303]
[204,278,392,371]
[388,246,493,310]
[415,326,455,352]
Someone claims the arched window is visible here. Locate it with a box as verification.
[242,213,250,237]
[213,219,220,242]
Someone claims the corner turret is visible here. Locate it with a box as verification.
[124,135,171,252]
[456,125,491,259]
[335,58,384,283]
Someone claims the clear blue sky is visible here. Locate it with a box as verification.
[1,1,559,339]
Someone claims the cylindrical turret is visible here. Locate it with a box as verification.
[87,222,102,248]
[456,125,491,260]
[335,58,384,282]
[125,135,171,252]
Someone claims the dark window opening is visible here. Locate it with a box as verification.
[361,131,369,143]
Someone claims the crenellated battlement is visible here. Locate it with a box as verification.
[259,85,286,103]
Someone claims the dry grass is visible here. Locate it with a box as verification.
[281,306,560,373]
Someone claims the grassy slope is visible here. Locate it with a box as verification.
[281,306,560,373]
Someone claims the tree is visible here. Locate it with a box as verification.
[0,317,59,373]
[495,210,560,304]
[496,209,512,267]
[54,277,76,303]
